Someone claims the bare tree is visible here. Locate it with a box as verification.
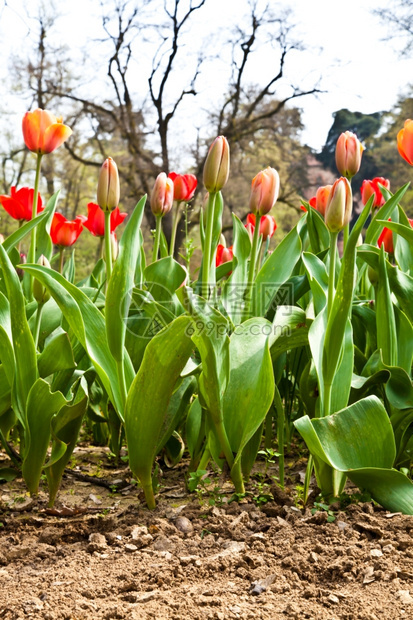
[374,0,413,56]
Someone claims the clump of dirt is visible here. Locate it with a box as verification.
[0,446,412,620]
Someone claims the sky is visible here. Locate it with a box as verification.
[0,0,411,153]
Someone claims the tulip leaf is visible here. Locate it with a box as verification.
[35,191,60,262]
[125,315,194,508]
[364,184,409,245]
[45,379,88,506]
[0,244,38,421]
[302,252,328,314]
[156,376,197,452]
[295,395,413,514]
[222,214,251,324]
[375,219,413,246]
[21,378,67,495]
[144,256,187,312]
[223,318,275,471]
[22,264,126,421]
[37,331,76,378]
[270,306,311,361]
[376,245,397,367]
[106,196,146,367]
[394,305,413,373]
[306,206,330,254]
[186,397,205,462]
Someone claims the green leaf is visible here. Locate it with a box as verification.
[252,226,302,317]
[364,184,409,245]
[125,316,194,507]
[270,306,310,361]
[223,318,275,471]
[37,332,76,378]
[35,191,60,262]
[222,214,251,324]
[306,206,330,254]
[106,196,146,366]
[295,396,413,514]
[21,379,67,495]
[2,194,60,255]
[302,252,328,315]
[0,245,38,420]
[376,245,397,367]
[186,397,205,462]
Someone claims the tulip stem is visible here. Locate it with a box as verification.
[59,247,65,274]
[243,213,262,321]
[327,231,338,318]
[116,359,127,411]
[104,210,112,283]
[343,223,349,251]
[169,201,182,257]
[33,302,44,350]
[201,193,216,299]
[230,459,245,496]
[152,215,162,263]
[27,153,43,300]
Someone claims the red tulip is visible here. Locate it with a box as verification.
[0,186,43,221]
[22,108,72,155]
[300,197,316,212]
[81,202,127,237]
[378,218,413,254]
[249,167,280,216]
[168,172,197,202]
[50,213,84,247]
[314,185,332,217]
[335,131,364,179]
[360,177,390,209]
[246,213,277,241]
[216,244,233,266]
[397,119,413,165]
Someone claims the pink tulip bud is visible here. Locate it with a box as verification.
[335,131,364,179]
[97,157,120,212]
[150,173,174,217]
[249,167,280,216]
[203,136,230,193]
[325,177,353,233]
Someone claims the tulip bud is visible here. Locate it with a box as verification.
[335,131,364,179]
[97,157,120,212]
[110,233,118,261]
[0,234,4,244]
[324,177,353,233]
[314,185,332,217]
[397,119,413,166]
[249,167,280,216]
[33,255,51,304]
[203,136,230,193]
[150,173,174,217]
[219,233,227,247]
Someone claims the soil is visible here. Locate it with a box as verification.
[0,445,412,620]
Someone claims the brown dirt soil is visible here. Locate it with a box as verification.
[0,445,412,620]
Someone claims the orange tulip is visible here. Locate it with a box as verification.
[335,131,364,179]
[249,167,280,216]
[22,108,72,155]
[397,119,413,165]
[314,185,332,217]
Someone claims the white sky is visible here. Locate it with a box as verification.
[0,0,411,153]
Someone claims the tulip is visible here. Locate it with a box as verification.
[360,177,390,209]
[378,220,394,254]
[168,172,197,202]
[300,196,316,212]
[97,157,120,212]
[335,131,364,179]
[22,108,72,155]
[324,177,353,233]
[81,202,127,237]
[397,119,413,165]
[246,213,277,241]
[314,185,332,217]
[50,213,84,247]
[203,136,230,193]
[33,255,52,305]
[0,186,43,221]
[216,244,233,267]
[150,173,174,217]
[249,167,280,216]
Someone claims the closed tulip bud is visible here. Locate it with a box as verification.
[97,157,120,212]
[324,177,353,233]
[0,234,4,244]
[203,136,230,193]
[33,255,51,304]
[249,167,280,216]
[150,173,174,216]
[335,131,364,179]
[397,119,413,165]
[315,185,332,217]
[360,177,390,209]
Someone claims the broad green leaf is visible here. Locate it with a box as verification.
[302,252,328,314]
[306,205,330,254]
[45,379,88,506]
[22,378,66,495]
[125,316,194,507]
[37,332,76,378]
[364,184,409,245]
[0,245,38,420]
[394,305,413,373]
[22,264,126,421]
[270,306,310,361]
[223,318,275,470]
[144,256,186,314]
[106,196,146,366]
[156,376,197,452]
[63,249,76,283]
[186,397,205,462]
[330,319,353,414]
[295,396,413,514]
[376,245,397,367]
[253,226,302,317]
[35,191,60,261]
[222,214,251,324]
[394,206,413,274]
[375,219,413,246]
